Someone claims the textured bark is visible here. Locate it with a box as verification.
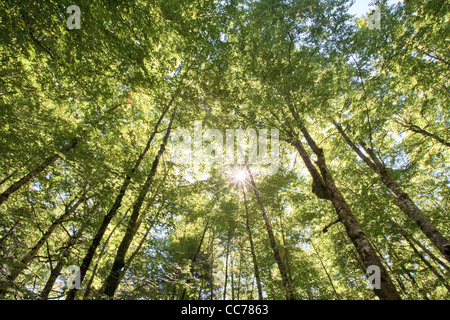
[103,110,175,298]
[288,121,401,299]
[242,186,263,300]
[334,121,450,262]
[302,126,401,299]
[66,101,174,300]
[245,164,296,300]
[0,138,78,206]
[288,135,331,200]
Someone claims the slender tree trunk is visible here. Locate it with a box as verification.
[40,259,65,300]
[334,121,450,262]
[383,231,426,297]
[0,95,129,208]
[223,228,231,300]
[115,202,166,290]
[0,138,78,206]
[0,220,20,248]
[286,122,401,299]
[303,126,401,299]
[388,218,450,272]
[66,100,174,300]
[310,240,340,300]
[278,214,294,287]
[39,229,83,300]
[397,120,450,147]
[230,252,235,300]
[103,110,176,298]
[237,241,242,300]
[370,239,407,293]
[0,194,84,295]
[180,220,209,300]
[83,209,129,299]
[242,185,263,300]
[406,235,450,293]
[209,231,215,300]
[244,164,296,300]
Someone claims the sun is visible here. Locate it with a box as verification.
[233,169,248,183]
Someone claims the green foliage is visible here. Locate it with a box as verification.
[0,0,448,300]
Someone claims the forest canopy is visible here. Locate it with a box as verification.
[0,0,449,300]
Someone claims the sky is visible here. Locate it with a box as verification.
[348,0,402,17]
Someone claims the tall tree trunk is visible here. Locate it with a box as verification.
[242,185,263,300]
[83,208,129,299]
[230,252,235,300]
[388,218,450,272]
[310,240,340,300]
[180,220,209,300]
[223,228,231,300]
[390,219,450,292]
[236,240,242,300]
[66,100,174,300]
[208,231,215,300]
[0,138,78,206]
[405,235,450,293]
[278,214,294,287]
[244,164,296,300]
[383,234,429,300]
[113,201,166,292]
[39,229,83,300]
[370,239,407,293]
[103,110,176,298]
[334,121,450,262]
[287,123,401,300]
[0,194,84,295]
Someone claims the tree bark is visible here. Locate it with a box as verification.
[112,202,166,294]
[405,234,450,293]
[244,163,296,300]
[0,138,78,206]
[310,240,340,300]
[39,229,83,300]
[301,126,401,299]
[284,113,401,299]
[242,185,263,300]
[223,228,232,300]
[334,121,450,262]
[278,214,294,287]
[102,110,176,298]
[180,220,209,300]
[83,208,130,299]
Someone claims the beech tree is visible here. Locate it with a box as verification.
[0,0,448,300]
